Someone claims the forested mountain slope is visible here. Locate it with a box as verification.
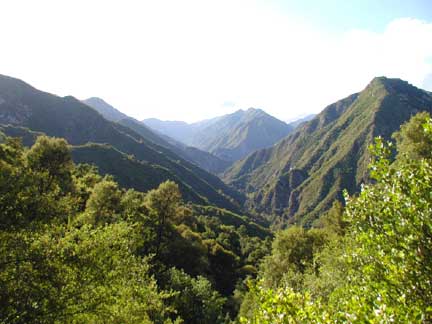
[224,77,432,224]
[0,74,243,211]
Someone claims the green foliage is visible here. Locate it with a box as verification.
[83,179,123,225]
[393,111,432,160]
[338,135,432,322]
[26,136,73,190]
[0,137,76,229]
[205,239,240,296]
[240,283,330,324]
[240,113,432,322]
[313,200,346,235]
[164,268,226,324]
[0,136,177,323]
[260,226,331,290]
[1,224,171,324]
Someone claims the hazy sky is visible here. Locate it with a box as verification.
[1,0,431,122]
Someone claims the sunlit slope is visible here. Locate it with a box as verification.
[224,77,432,224]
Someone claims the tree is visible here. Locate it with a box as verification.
[260,226,330,290]
[144,181,182,257]
[205,239,239,295]
[0,136,74,229]
[337,136,432,322]
[26,136,73,194]
[0,223,173,323]
[164,268,226,324]
[393,111,432,160]
[83,178,122,225]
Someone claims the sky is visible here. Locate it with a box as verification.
[0,0,431,123]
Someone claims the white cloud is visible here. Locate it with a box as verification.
[0,1,431,122]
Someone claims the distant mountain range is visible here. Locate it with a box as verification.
[83,97,231,174]
[0,74,243,211]
[223,77,432,224]
[143,108,294,161]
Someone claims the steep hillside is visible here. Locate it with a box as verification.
[0,74,243,210]
[144,108,294,161]
[71,143,207,203]
[224,77,432,225]
[84,97,231,173]
[83,97,128,122]
[118,118,231,174]
[0,123,208,203]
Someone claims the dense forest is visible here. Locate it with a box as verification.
[2,110,432,322]
[0,134,270,323]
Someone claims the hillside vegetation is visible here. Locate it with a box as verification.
[224,77,432,225]
[0,74,243,211]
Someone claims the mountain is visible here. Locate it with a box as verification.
[143,108,294,161]
[0,74,243,211]
[223,77,432,225]
[190,108,294,161]
[83,97,231,173]
[83,97,128,122]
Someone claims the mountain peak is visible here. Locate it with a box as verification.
[85,97,110,105]
[246,107,265,114]
[367,76,413,92]
[83,97,127,122]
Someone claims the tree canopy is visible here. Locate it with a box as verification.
[0,135,269,323]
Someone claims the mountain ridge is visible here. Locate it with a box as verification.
[0,74,243,211]
[83,97,128,122]
[223,77,432,225]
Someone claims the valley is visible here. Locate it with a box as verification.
[1,73,432,323]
